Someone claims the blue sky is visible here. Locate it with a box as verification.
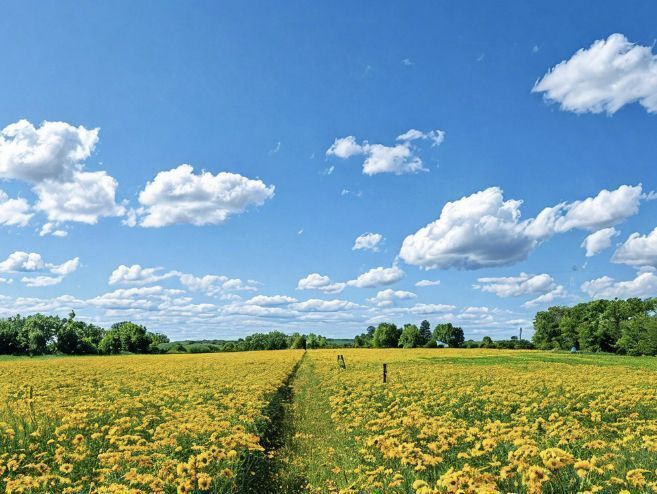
[1,1,656,340]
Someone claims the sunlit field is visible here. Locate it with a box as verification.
[4,349,657,493]
[298,349,657,493]
[0,351,301,493]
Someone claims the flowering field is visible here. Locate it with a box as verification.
[300,349,657,494]
[0,351,302,493]
[4,349,657,494]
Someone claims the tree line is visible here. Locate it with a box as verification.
[159,332,334,353]
[0,311,169,356]
[354,321,464,348]
[0,312,341,356]
[532,297,657,355]
[352,320,534,350]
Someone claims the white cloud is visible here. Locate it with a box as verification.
[474,272,559,297]
[352,232,384,252]
[221,278,259,292]
[415,279,440,287]
[244,295,297,306]
[137,164,275,227]
[533,33,657,114]
[21,275,63,287]
[347,266,405,288]
[290,298,359,312]
[0,277,13,285]
[326,129,443,175]
[39,222,68,237]
[296,273,345,294]
[0,190,32,227]
[178,273,259,297]
[0,252,45,272]
[109,264,178,285]
[407,303,456,314]
[531,185,642,235]
[0,120,125,226]
[49,257,80,276]
[0,251,79,286]
[399,185,643,270]
[0,119,98,183]
[523,286,567,307]
[612,227,657,267]
[397,129,445,147]
[368,289,417,307]
[582,227,619,257]
[581,269,657,299]
[33,171,124,224]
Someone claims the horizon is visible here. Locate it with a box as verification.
[1,2,656,341]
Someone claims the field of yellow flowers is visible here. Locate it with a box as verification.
[4,348,657,494]
[298,349,657,494]
[0,350,302,494]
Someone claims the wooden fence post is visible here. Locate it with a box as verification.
[383,363,387,383]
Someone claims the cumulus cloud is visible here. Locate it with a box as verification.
[0,190,32,227]
[326,128,444,175]
[474,272,560,297]
[415,279,440,287]
[399,185,643,270]
[296,273,345,294]
[581,269,657,299]
[533,33,657,114]
[581,227,619,257]
[347,266,405,288]
[0,120,125,226]
[352,232,384,252]
[136,164,275,227]
[109,264,178,285]
[33,171,124,224]
[368,289,417,307]
[612,227,657,267]
[0,251,79,287]
[0,252,46,272]
[0,119,99,182]
[178,273,259,296]
[49,257,80,276]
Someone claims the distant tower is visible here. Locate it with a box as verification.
[519,327,522,340]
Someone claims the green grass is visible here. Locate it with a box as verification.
[277,353,362,493]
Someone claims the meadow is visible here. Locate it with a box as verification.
[3,349,657,493]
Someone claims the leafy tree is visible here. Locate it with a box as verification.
[306,333,328,349]
[433,323,464,348]
[617,315,657,356]
[481,336,494,348]
[373,323,401,348]
[399,324,422,348]
[419,320,432,345]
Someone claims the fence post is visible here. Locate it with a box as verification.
[383,363,387,383]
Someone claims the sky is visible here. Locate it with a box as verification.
[1,1,657,340]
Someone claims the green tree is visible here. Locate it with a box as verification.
[419,320,432,345]
[617,315,657,356]
[398,324,422,348]
[481,336,494,348]
[433,323,464,348]
[372,323,401,348]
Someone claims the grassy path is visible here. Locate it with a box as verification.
[276,352,360,493]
